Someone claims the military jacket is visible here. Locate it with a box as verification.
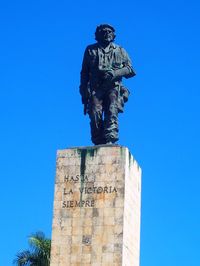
[80,42,135,91]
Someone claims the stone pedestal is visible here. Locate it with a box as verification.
[50,145,141,266]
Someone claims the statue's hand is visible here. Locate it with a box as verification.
[103,69,125,81]
[111,67,131,80]
[103,70,114,81]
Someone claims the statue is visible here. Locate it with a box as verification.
[79,24,136,145]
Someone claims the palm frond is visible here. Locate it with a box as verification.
[14,231,51,266]
[28,232,51,260]
[13,250,36,265]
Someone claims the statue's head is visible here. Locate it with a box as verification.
[95,24,116,45]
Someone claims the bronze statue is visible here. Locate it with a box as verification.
[80,24,136,145]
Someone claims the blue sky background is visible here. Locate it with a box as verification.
[0,0,200,265]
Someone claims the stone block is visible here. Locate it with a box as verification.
[50,145,141,266]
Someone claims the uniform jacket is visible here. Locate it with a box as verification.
[80,42,136,112]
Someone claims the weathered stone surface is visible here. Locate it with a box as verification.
[50,145,141,266]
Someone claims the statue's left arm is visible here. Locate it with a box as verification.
[104,47,136,82]
[120,47,136,78]
[113,47,136,80]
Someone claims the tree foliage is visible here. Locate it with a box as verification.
[13,232,51,266]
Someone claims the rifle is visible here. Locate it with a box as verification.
[84,100,89,115]
[83,83,91,115]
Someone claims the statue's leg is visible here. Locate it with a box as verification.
[104,88,119,143]
[88,94,105,145]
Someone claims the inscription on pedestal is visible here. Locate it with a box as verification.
[62,174,118,208]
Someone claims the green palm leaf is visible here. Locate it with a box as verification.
[13,232,51,266]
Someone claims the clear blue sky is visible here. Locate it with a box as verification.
[0,0,200,265]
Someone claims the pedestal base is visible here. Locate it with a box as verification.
[50,145,141,266]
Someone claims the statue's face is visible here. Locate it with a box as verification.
[99,27,114,44]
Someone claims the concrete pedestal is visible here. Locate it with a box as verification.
[50,145,141,266]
